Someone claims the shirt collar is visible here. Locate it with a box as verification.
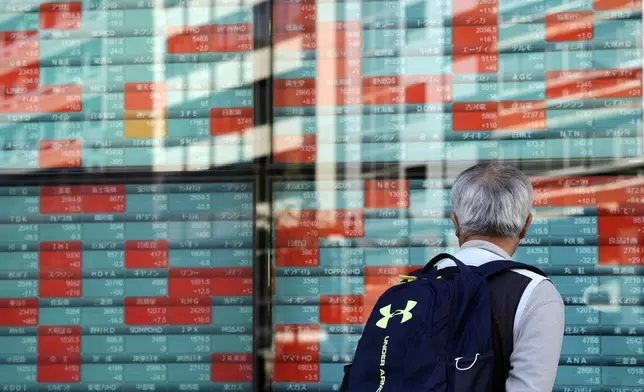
[460,240,513,260]
[436,239,513,269]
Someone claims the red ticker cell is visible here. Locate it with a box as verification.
[0,32,40,66]
[0,93,40,113]
[532,175,644,207]
[0,64,40,92]
[275,247,320,267]
[318,209,364,238]
[125,82,168,111]
[82,194,126,213]
[40,245,82,270]
[273,87,316,107]
[167,27,210,54]
[599,245,644,265]
[273,2,316,34]
[319,86,363,107]
[169,277,212,296]
[452,54,499,74]
[125,297,169,325]
[314,25,363,57]
[365,275,408,297]
[406,81,453,104]
[39,193,82,212]
[535,180,598,207]
[273,31,317,49]
[167,297,212,324]
[545,12,594,42]
[210,25,254,52]
[0,299,38,326]
[169,268,212,296]
[168,307,211,324]
[364,180,410,209]
[362,76,453,104]
[39,139,82,168]
[453,111,499,131]
[498,101,547,130]
[125,240,169,269]
[274,324,320,353]
[362,85,404,106]
[39,278,82,298]
[320,303,366,325]
[273,353,320,383]
[38,364,81,383]
[211,277,253,296]
[38,326,81,354]
[40,2,82,30]
[276,209,364,241]
[40,84,83,112]
[545,70,594,100]
[211,354,252,382]
[273,134,317,163]
[37,353,81,364]
[452,0,499,26]
[318,57,363,82]
[546,69,642,99]
[599,217,644,236]
[125,250,168,268]
[210,108,253,136]
[39,241,83,252]
[364,266,418,296]
[453,26,498,46]
[593,77,643,98]
[594,0,641,8]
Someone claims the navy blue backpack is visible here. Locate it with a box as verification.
[340,253,547,392]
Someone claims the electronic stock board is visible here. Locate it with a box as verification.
[0,181,255,391]
[272,0,644,164]
[0,0,254,170]
[272,176,644,391]
[270,0,644,388]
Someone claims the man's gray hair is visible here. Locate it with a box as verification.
[450,162,533,238]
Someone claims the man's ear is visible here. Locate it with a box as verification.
[519,213,533,239]
[450,211,460,237]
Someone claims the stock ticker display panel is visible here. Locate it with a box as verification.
[272,0,644,164]
[0,0,253,170]
[0,181,254,391]
[273,178,644,391]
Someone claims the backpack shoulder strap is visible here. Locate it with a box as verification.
[474,260,548,279]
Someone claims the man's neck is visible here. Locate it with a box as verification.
[459,235,520,256]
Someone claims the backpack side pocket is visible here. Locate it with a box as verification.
[450,351,495,392]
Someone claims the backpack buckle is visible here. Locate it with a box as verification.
[394,274,417,285]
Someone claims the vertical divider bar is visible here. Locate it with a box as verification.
[252,0,273,388]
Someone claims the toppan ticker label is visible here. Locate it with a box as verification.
[376,336,389,392]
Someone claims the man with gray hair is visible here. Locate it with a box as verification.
[436,162,565,392]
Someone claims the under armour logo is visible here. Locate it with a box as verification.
[376,300,417,329]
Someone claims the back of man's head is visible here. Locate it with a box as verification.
[451,162,533,240]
